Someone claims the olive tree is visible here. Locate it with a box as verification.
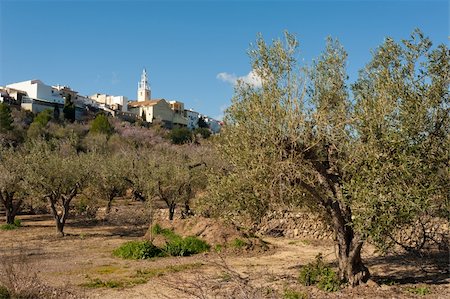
[25,140,92,236]
[151,145,205,220]
[0,147,25,224]
[207,31,448,286]
[90,152,131,214]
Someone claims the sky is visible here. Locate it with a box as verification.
[0,0,448,120]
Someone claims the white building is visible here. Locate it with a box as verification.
[89,93,128,112]
[6,79,64,115]
[185,109,200,130]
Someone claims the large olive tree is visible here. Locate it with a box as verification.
[207,31,448,286]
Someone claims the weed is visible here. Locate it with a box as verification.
[113,241,164,259]
[94,265,120,275]
[406,285,431,296]
[300,240,311,246]
[214,244,223,253]
[298,253,340,292]
[231,238,248,249]
[283,288,307,299]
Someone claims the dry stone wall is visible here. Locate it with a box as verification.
[258,211,333,240]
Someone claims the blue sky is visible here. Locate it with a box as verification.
[0,0,448,119]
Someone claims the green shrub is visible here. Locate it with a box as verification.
[298,253,340,292]
[90,114,113,136]
[0,285,10,299]
[231,238,248,248]
[168,127,192,144]
[194,127,211,139]
[33,109,53,127]
[113,241,163,259]
[164,236,210,257]
[0,103,13,133]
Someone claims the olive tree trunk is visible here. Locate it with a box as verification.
[0,191,22,225]
[330,201,370,286]
[47,189,77,236]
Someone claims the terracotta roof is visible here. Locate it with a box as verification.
[128,99,166,107]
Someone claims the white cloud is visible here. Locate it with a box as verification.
[216,70,262,88]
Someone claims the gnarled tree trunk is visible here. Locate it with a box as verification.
[0,191,22,225]
[330,201,370,286]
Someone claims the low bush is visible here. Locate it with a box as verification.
[115,226,210,260]
[298,253,340,292]
[165,236,210,257]
[113,241,163,260]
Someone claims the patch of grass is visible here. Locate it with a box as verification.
[283,288,307,299]
[134,263,203,280]
[0,219,21,231]
[406,285,431,296]
[113,241,164,260]
[214,244,223,253]
[82,277,125,288]
[231,238,248,249]
[298,253,340,292]
[94,265,121,275]
[218,271,232,282]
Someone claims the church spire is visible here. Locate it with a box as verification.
[137,68,151,101]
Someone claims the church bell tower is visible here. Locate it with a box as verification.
[137,68,151,101]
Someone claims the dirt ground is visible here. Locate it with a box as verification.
[0,211,449,299]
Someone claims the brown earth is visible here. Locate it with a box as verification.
[0,206,448,299]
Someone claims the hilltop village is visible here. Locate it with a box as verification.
[0,69,222,134]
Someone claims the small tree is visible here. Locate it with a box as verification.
[90,114,114,136]
[0,147,25,224]
[25,140,91,236]
[0,103,13,133]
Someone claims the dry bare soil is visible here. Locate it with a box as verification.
[1,207,448,299]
